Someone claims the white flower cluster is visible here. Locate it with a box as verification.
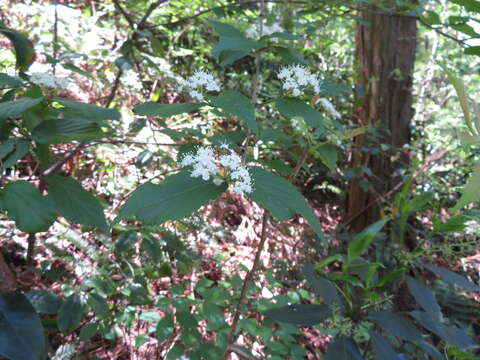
[245,22,284,40]
[181,145,253,195]
[317,98,341,119]
[177,70,221,101]
[30,72,70,89]
[277,65,320,96]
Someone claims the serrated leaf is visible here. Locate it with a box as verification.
[25,290,62,315]
[276,98,327,129]
[46,175,108,231]
[0,73,23,87]
[264,304,330,326]
[0,291,47,360]
[347,218,389,262]
[316,143,337,170]
[248,167,323,240]
[452,162,480,211]
[406,277,442,321]
[57,294,83,335]
[0,97,43,120]
[369,311,422,342]
[2,180,56,232]
[370,332,400,360]
[424,264,480,292]
[210,90,257,131]
[117,171,227,225]
[32,118,109,144]
[133,102,203,117]
[410,311,474,350]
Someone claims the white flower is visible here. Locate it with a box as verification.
[30,72,70,89]
[317,98,341,119]
[277,65,320,97]
[177,69,221,101]
[180,146,253,195]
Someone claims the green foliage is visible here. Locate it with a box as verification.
[46,175,108,231]
[0,291,47,360]
[0,181,56,232]
[117,171,227,225]
[248,166,324,239]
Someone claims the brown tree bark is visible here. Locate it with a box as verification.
[346,8,417,232]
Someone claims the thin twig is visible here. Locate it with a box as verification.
[26,233,35,266]
[222,211,269,360]
[138,0,168,29]
[112,0,136,29]
[418,18,467,46]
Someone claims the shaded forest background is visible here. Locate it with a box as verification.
[1,0,480,359]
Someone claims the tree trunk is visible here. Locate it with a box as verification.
[346,8,417,232]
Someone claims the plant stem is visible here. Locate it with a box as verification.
[222,211,269,359]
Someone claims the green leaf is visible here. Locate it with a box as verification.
[369,311,422,342]
[316,143,337,170]
[410,311,474,350]
[79,323,98,341]
[203,302,226,331]
[0,97,43,120]
[32,118,109,144]
[57,294,83,335]
[0,139,30,168]
[210,90,257,131]
[61,63,94,79]
[424,264,480,292]
[0,291,47,360]
[46,175,108,231]
[276,98,327,129]
[115,231,138,254]
[439,64,476,136]
[347,218,389,262]
[324,336,363,360]
[53,98,120,122]
[117,171,227,225]
[263,304,330,326]
[156,315,174,343]
[371,268,405,288]
[26,290,62,315]
[273,46,309,65]
[207,19,244,38]
[320,79,351,95]
[406,277,442,321]
[212,37,263,64]
[248,167,323,240]
[370,332,400,360]
[87,293,109,317]
[2,180,56,232]
[0,26,35,72]
[452,0,480,12]
[133,102,204,117]
[0,73,23,88]
[452,162,480,211]
[302,264,344,308]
